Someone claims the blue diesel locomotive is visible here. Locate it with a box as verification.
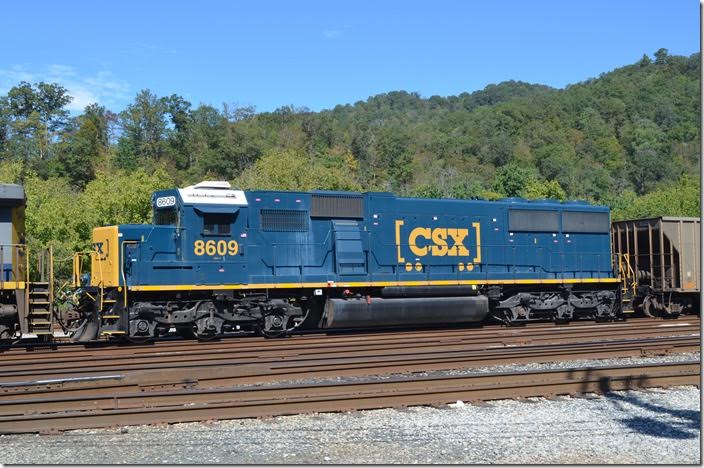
[70,181,621,341]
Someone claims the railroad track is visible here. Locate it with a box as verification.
[3,316,698,354]
[0,334,699,392]
[0,361,698,434]
[0,318,698,382]
[0,317,698,433]
[1,316,698,360]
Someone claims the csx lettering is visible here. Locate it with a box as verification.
[409,227,470,257]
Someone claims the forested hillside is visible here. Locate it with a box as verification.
[0,49,699,267]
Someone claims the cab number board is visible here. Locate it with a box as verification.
[194,240,239,256]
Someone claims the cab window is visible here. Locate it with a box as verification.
[203,213,232,235]
[155,208,178,226]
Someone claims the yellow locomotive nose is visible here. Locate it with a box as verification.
[91,226,120,288]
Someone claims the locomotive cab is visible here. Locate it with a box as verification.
[151,181,249,285]
[73,181,263,341]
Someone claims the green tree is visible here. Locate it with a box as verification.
[0,81,71,166]
[190,105,263,179]
[374,127,413,191]
[162,94,193,170]
[613,175,700,220]
[491,163,537,197]
[0,160,25,183]
[0,49,699,244]
[654,48,669,65]
[625,119,678,195]
[116,90,168,169]
[522,179,567,200]
[50,104,113,188]
[24,175,83,278]
[233,149,361,192]
[81,168,175,227]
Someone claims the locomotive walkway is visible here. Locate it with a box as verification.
[0,317,699,433]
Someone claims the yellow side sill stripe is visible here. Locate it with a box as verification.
[130,277,621,292]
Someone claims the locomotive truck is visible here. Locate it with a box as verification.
[66,181,623,342]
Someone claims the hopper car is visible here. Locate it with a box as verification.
[612,217,700,316]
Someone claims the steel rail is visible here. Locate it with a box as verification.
[0,323,699,383]
[0,361,698,434]
[0,321,698,372]
[0,336,698,401]
[2,316,698,358]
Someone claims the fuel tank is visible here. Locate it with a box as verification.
[322,295,489,328]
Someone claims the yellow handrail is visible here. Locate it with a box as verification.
[72,253,82,287]
[95,248,104,309]
[615,253,637,297]
[120,241,139,308]
[49,245,54,311]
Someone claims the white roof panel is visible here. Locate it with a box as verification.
[178,181,248,206]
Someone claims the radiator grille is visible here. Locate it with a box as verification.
[562,211,610,233]
[311,194,363,218]
[260,209,308,232]
[509,209,559,232]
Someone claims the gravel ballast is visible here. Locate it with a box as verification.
[229,350,701,389]
[0,382,699,463]
[0,352,699,464]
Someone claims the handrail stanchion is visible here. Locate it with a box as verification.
[0,246,4,291]
[120,241,139,311]
[49,245,54,313]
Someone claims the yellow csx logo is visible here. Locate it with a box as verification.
[395,220,481,271]
[92,241,108,261]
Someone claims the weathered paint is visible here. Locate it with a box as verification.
[91,226,120,287]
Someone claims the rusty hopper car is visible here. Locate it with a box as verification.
[612,217,700,316]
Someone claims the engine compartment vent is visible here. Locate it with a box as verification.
[260,209,309,232]
[311,194,363,219]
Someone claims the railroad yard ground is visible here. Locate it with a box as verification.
[0,352,700,465]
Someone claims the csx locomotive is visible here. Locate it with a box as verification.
[67,181,622,341]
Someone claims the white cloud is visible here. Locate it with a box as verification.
[322,29,342,40]
[46,64,78,78]
[0,64,130,112]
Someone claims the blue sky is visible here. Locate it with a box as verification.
[0,0,698,113]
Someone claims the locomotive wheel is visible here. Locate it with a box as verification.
[192,315,224,340]
[554,304,573,324]
[0,324,14,344]
[126,333,151,344]
[642,296,655,317]
[261,314,294,338]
